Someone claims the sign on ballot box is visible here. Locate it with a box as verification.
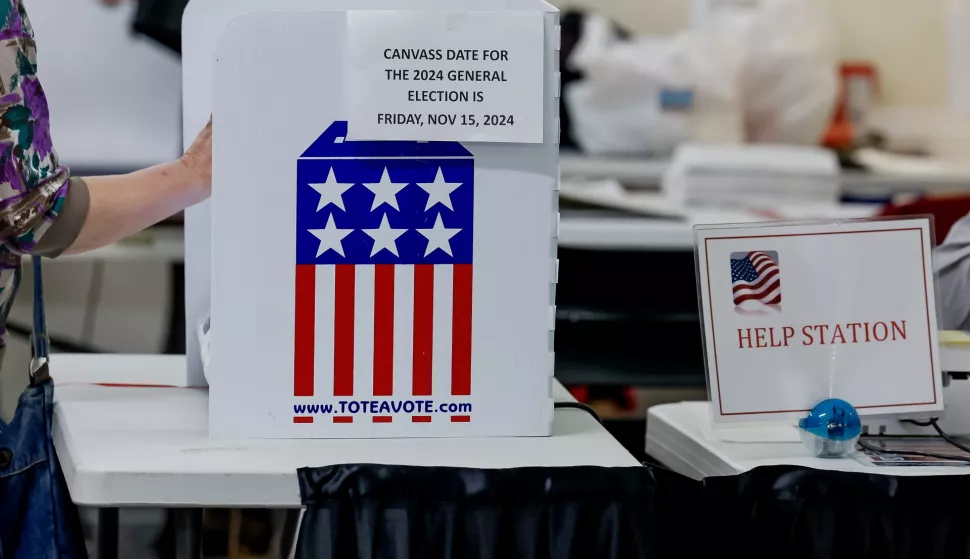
[695,218,943,423]
[205,3,559,439]
[346,10,544,143]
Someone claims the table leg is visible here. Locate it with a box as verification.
[173,508,203,559]
[97,508,119,559]
[164,262,186,354]
[278,509,302,559]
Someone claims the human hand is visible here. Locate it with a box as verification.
[180,118,212,191]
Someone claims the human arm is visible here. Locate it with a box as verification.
[0,1,212,259]
[61,121,211,254]
[0,1,211,261]
[934,213,970,331]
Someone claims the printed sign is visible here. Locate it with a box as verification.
[695,218,943,423]
[209,8,557,439]
[295,121,475,424]
[345,10,544,143]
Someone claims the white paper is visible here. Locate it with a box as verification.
[694,404,801,443]
[346,10,545,143]
[695,219,944,423]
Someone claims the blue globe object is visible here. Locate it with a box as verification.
[797,398,861,458]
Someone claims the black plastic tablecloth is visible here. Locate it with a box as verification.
[297,463,970,559]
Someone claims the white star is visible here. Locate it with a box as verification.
[416,167,462,211]
[308,215,353,257]
[416,213,461,257]
[362,168,408,211]
[362,213,407,257]
[308,169,355,212]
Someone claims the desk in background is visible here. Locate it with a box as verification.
[560,153,970,196]
[555,153,970,396]
[646,401,970,479]
[559,209,694,251]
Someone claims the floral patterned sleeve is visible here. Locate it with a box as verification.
[0,0,89,266]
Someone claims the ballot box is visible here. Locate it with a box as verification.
[188,0,560,438]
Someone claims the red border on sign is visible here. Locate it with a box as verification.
[704,227,937,416]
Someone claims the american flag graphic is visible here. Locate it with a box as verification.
[294,122,473,421]
[730,251,781,307]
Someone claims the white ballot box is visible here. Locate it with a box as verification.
[184,0,560,438]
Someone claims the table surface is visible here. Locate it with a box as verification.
[560,154,970,195]
[558,210,695,250]
[647,401,970,479]
[52,354,639,508]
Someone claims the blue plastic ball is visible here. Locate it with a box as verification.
[797,398,862,458]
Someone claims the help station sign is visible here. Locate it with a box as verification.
[695,218,943,423]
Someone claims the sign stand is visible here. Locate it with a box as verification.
[693,217,945,448]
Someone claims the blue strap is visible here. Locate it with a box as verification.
[31,255,48,362]
[0,256,47,382]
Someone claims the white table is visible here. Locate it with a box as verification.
[51,354,638,558]
[560,153,970,195]
[558,211,694,250]
[647,401,970,479]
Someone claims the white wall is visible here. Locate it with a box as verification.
[554,0,947,106]
[28,0,182,169]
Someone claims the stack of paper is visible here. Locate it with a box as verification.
[663,144,840,207]
[559,179,879,223]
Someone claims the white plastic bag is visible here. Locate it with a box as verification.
[564,14,745,156]
[694,0,840,144]
[197,313,211,385]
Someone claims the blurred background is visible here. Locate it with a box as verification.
[2,0,967,556]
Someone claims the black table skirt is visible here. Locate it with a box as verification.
[297,463,970,559]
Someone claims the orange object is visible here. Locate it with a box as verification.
[823,62,879,149]
[567,385,590,403]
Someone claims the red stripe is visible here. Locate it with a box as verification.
[413,264,434,396]
[333,416,354,423]
[452,264,473,396]
[734,281,781,305]
[293,416,314,424]
[752,263,777,276]
[294,265,316,397]
[733,281,780,302]
[334,265,355,397]
[373,416,393,423]
[733,282,780,303]
[374,264,395,396]
[412,415,432,423]
[748,252,774,265]
[751,258,775,273]
[732,268,779,293]
[451,415,471,423]
[762,293,782,305]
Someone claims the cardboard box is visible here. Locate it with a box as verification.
[202,3,559,438]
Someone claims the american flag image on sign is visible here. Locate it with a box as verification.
[294,122,473,423]
[730,251,781,307]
